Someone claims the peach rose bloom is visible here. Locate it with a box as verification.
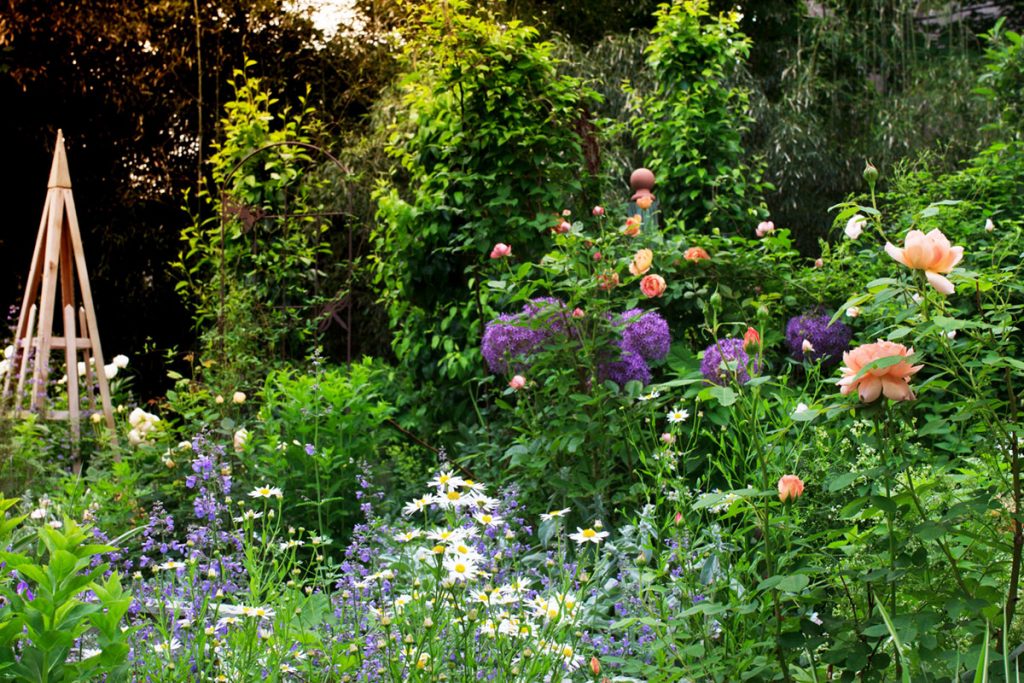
[623,214,642,237]
[629,248,653,276]
[640,274,667,298]
[778,474,804,502]
[684,246,710,261]
[884,229,964,295]
[508,375,526,390]
[838,340,923,402]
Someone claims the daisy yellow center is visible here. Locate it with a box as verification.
[455,563,466,573]
[258,488,270,495]
[481,515,492,523]
[446,491,460,501]
[582,528,596,538]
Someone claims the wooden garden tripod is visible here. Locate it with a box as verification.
[3,130,118,471]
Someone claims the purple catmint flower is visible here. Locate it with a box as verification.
[701,337,761,386]
[619,309,670,361]
[785,310,852,366]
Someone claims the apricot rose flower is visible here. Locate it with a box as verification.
[884,229,963,295]
[838,340,923,403]
[629,249,653,276]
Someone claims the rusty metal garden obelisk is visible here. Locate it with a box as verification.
[3,130,118,465]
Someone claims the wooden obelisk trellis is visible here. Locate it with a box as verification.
[2,130,118,469]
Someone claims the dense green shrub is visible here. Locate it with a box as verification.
[249,357,432,539]
[372,1,598,392]
[633,0,770,230]
[176,67,331,393]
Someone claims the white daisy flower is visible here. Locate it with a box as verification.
[394,530,422,542]
[569,527,609,545]
[474,512,503,527]
[443,556,482,583]
[248,486,283,499]
[402,495,433,516]
[667,408,690,424]
[428,469,466,491]
[540,508,571,521]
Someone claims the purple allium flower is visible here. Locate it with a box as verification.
[599,342,652,387]
[785,310,852,366]
[701,338,761,386]
[480,313,550,374]
[619,309,671,361]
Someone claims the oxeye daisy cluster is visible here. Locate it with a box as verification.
[322,468,610,680]
[482,297,670,388]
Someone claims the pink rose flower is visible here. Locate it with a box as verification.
[778,475,804,502]
[838,340,923,403]
[572,308,585,319]
[508,375,526,391]
[592,205,605,217]
[884,228,964,295]
[640,274,667,298]
[814,258,824,268]
[660,432,675,444]
[489,243,512,259]
[756,221,775,238]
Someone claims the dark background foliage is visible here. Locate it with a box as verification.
[1,0,1019,396]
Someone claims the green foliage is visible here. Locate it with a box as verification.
[633,0,769,230]
[978,18,1024,139]
[0,510,132,682]
[250,356,431,540]
[372,0,598,392]
[176,65,331,392]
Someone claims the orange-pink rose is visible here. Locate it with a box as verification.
[884,228,964,295]
[629,248,653,276]
[623,214,642,237]
[684,246,710,261]
[640,274,667,298]
[778,474,804,502]
[508,375,526,390]
[838,340,923,403]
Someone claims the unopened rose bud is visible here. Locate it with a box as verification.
[592,206,604,217]
[814,258,823,268]
[863,161,878,189]
[590,656,601,675]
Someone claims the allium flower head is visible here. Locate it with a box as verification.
[785,311,852,366]
[619,309,670,362]
[701,338,761,386]
[481,313,549,374]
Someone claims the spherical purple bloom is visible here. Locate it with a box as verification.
[480,313,550,373]
[619,309,671,361]
[599,342,652,387]
[701,337,761,386]
[785,311,852,366]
